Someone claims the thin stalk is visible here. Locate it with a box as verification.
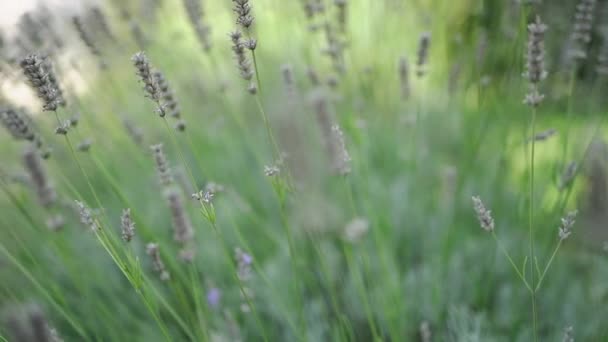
[0,244,89,341]
[491,232,531,291]
[535,239,563,292]
[529,105,538,342]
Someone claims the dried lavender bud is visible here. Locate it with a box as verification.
[23,147,56,207]
[123,118,144,146]
[416,32,431,77]
[76,200,100,232]
[153,71,181,119]
[20,54,62,111]
[472,195,494,232]
[529,128,557,142]
[121,208,136,242]
[343,217,369,242]
[558,210,577,240]
[334,0,347,33]
[41,56,66,107]
[247,82,257,94]
[523,16,547,107]
[398,56,410,100]
[174,119,186,131]
[233,0,254,30]
[164,187,194,244]
[90,7,117,43]
[72,16,106,69]
[230,31,254,82]
[54,122,69,135]
[264,165,280,177]
[0,107,36,141]
[77,139,92,152]
[68,114,79,127]
[151,144,173,187]
[146,243,170,281]
[46,214,65,231]
[192,190,214,203]
[132,52,165,116]
[245,38,257,51]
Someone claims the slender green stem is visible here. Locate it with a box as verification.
[491,232,531,291]
[529,105,538,342]
[0,244,89,341]
[535,240,563,292]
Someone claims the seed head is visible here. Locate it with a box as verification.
[77,138,92,152]
[558,210,577,241]
[153,70,182,122]
[264,165,280,177]
[398,56,410,100]
[472,195,494,232]
[416,32,431,77]
[230,31,254,82]
[132,52,165,116]
[164,187,194,244]
[72,16,106,69]
[90,7,117,43]
[75,200,100,232]
[523,16,547,107]
[20,54,62,112]
[569,0,596,60]
[23,147,55,207]
[1,107,36,141]
[151,144,173,187]
[146,243,170,281]
[233,0,254,30]
[121,208,136,242]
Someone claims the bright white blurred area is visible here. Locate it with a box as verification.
[0,0,91,32]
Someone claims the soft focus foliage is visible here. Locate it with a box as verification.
[1,0,607,341]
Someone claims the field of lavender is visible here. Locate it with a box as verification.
[1,0,607,341]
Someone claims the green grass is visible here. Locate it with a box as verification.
[1,0,608,341]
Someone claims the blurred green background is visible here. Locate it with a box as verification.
[1,0,607,341]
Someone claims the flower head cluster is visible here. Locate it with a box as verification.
[153,71,184,130]
[23,148,56,207]
[472,196,494,232]
[151,144,173,187]
[416,32,431,77]
[75,200,99,232]
[523,16,547,107]
[233,0,254,30]
[132,52,165,116]
[121,208,136,242]
[558,210,577,241]
[569,0,596,60]
[146,243,170,281]
[20,54,63,112]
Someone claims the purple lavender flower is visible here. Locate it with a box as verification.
[206,287,221,308]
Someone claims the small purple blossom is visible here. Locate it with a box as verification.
[207,287,221,308]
